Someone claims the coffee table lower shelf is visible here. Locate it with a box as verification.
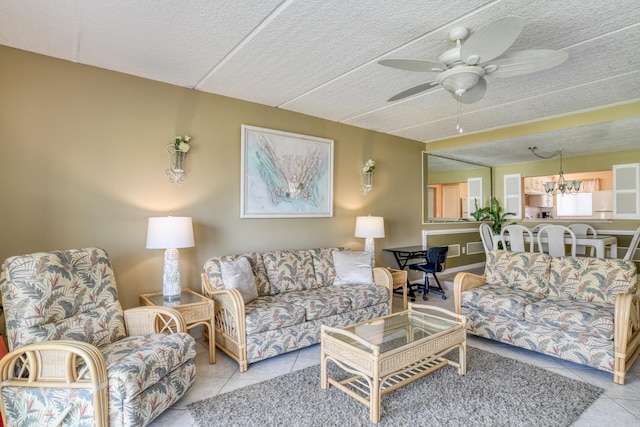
[320,305,466,423]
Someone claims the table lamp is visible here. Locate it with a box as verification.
[146,216,195,301]
[355,215,385,267]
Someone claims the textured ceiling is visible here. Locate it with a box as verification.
[1,0,638,165]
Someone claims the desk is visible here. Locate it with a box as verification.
[383,246,429,300]
[495,234,618,259]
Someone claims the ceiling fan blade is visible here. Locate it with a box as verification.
[388,82,438,102]
[485,49,569,78]
[460,16,524,65]
[378,59,446,72]
[456,78,487,104]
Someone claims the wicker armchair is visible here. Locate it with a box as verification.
[0,248,197,426]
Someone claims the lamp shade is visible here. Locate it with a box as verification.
[354,216,385,238]
[146,216,195,249]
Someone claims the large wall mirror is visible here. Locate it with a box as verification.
[423,152,492,222]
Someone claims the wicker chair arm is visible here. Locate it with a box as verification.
[201,273,248,370]
[124,306,188,335]
[614,293,640,384]
[453,272,487,314]
[373,267,393,303]
[0,340,109,426]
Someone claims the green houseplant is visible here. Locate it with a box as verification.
[471,197,516,235]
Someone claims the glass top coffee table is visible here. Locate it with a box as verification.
[320,304,467,423]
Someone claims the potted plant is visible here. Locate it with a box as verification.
[471,197,516,235]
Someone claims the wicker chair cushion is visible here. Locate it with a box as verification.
[329,284,389,310]
[308,247,347,287]
[485,250,551,297]
[461,284,543,320]
[548,257,637,303]
[0,248,127,350]
[276,289,351,320]
[262,250,317,294]
[244,296,306,334]
[203,252,271,296]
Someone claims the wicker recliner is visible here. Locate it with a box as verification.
[0,247,197,427]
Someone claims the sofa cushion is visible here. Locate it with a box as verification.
[100,331,196,400]
[263,250,318,294]
[485,250,552,298]
[548,257,637,303]
[244,296,306,334]
[309,247,347,287]
[203,252,271,296]
[330,284,389,310]
[461,284,543,320]
[525,297,615,340]
[332,251,374,286]
[220,257,259,303]
[276,289,351,320]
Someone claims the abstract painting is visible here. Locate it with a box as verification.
[241,125,334,218]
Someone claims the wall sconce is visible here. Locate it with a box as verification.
[166,135,191,185]
[146,216,195,301]
[361,159,376,196]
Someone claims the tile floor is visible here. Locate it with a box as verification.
[150,273,640,426]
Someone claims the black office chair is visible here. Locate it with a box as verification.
[409,246,448,301]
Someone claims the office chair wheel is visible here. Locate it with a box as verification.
[441,295,447,300]
[422,294,428,301]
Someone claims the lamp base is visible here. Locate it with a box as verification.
[163,248,182,301]
[364,237,376,267]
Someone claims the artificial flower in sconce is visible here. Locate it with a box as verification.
[361,159,375,196]
[166,135,192,185]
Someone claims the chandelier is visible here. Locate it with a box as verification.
[529,147,581,195]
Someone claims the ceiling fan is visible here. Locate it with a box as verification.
[379,16,569,104]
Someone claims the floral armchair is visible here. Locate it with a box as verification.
[0,248,197,426]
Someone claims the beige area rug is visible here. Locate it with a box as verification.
[188,347,603,426]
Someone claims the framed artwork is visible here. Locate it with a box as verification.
[241,125,334,218]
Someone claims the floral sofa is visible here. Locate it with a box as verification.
[0,248,197,426]
[454,249,639,384]
[201,247,393,371]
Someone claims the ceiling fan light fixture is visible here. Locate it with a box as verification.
[437,66,485,96]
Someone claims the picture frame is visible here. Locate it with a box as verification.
[240,125,334,218]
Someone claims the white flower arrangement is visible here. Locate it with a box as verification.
[362,159,375,174]
[173,135,191,153]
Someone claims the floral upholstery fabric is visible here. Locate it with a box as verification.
[0,248,197,427]
[276,288,351,320]
[0,248,128,350]
[525,297,615,340]
[245,296,306,335]
[330,284,389,310]
[461,251,637,374]
[465,309,614,372]
[245,303,389,363]
[461,284,543,320]
[203,252,271,296]
[548,257,637,303]
[485,250,551,297]
[308,247,346,287]
[262,250,317,293]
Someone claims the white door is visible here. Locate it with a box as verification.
[442,185,460,218]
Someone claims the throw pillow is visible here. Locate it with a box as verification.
[332,250,374,286]
[219,257,259,303]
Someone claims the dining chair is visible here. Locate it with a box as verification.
[479,223,494,255]
[409,246,448,301]
[568,223,597,257]
[537,225,577,257]
[500,224,535,252]
[623,225,640,261]
[531,224,548,252]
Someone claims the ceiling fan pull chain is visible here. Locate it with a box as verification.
[456,100,464,133]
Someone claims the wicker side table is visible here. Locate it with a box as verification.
[388,269,408,312]
[140,289,215,364]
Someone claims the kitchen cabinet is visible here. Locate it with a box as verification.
[528,194,553,207]
[523,176,553,194]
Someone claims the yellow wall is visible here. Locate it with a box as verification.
[0,46,425,308]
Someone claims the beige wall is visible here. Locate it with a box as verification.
[0,46,425,308]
